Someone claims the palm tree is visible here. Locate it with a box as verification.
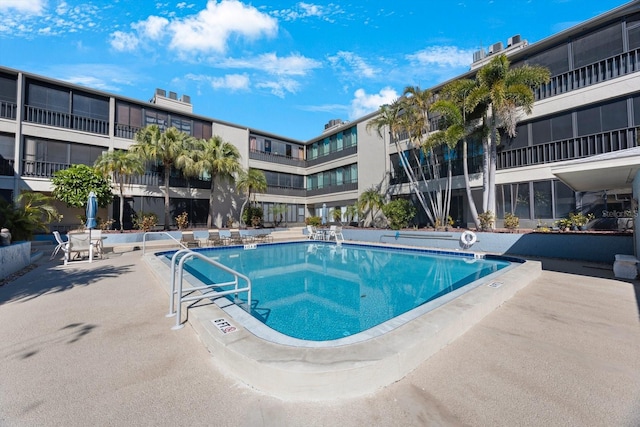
[0,191,61,241]
[94,150,145,231]
[358,187,384,227]
[129,125,192,230]
[469,54,550,220]
[187,135,241,228]
[366,101,432,224]
[345,203,360,225]
[430,79,484,229]
[236,168,267,227]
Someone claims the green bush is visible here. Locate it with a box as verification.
[305,216,321,226]
[132,211,158,232]
[381,199,416,230]
[242,206,263,227]
[503,212,519,230]
[478,211,495,231]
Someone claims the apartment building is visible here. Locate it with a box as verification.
[0,1,639,231]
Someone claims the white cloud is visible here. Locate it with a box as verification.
[328,51,378,79]
[133,15,169,40]
[211,74,250,91]
[349,87,398,119]
[219,53,321,76]
[256,78,300,98]
[109,31,140,52]
[406,46,474,68]
[0,0,44,13]
[168,0,278,54]
[271,2,339,22]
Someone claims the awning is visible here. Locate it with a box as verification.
[550,147,640,192]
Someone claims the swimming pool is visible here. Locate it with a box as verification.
[148,239,540,400]
[167,242,514,342]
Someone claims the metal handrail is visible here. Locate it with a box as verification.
[142,231,187,254]
[166,248,252,330]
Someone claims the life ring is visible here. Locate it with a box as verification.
[460,230,477,248]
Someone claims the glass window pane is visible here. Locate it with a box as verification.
[576,105,600,136]
[601,99,628,131]
[554,180,575,218]
[532,119,551,144]
[533,181,552,219]
[551,113,573,141]
[0,74,17,103]
[573,23,623,68]
[514,183,530,219]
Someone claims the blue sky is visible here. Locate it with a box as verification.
[0,0,630,141]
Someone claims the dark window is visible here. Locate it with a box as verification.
[551,113,573,140]
[72,92,109,120]
[601,99,627,131]
[508,123,529,148]
[533,181,552,219]
[532,119,552,144]
[572,23,623,68]
[526,43,569,75]
[70,144,105,166]
[554,180,575,218]
[27,81,69,113]
[633,94,640,126]
[0,74,17,103]
[627,12,640,50]
[576,105,601,136]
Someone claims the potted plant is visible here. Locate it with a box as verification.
[503,212,519,231]
[478,211,495,231]
[568,212,595,230]
[555,217,572,232]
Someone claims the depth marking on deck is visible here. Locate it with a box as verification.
[212,318,238,334]
[487,282,503,288]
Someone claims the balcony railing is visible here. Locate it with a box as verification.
[23,105,109,135]
[115,123,142,139]
[535,48,640,101]
[117,171,211,189]
[497,127,638,169]
[0,100,17,120]
[22,160,70,178]
[306,181,358,196]
[306,145,358,167]
[249,150,306,167]
[264,186,306,197]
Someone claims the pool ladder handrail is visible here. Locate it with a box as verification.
[166,248,252,330]
[142,231,187,254]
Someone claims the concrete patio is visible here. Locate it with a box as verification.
[0,247,639,426]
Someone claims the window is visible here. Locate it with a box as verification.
[72,92,109,121]
[533,181,552,219]
[572,23,623,68]
[0,74,17,103]
[554,180,575,218]
[27,81,69,113]
[526,43,569,75]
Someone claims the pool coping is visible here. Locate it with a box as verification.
[144,241,542,401]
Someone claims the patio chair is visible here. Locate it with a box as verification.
[306,225,322,240]
[207,229,228,246]
[329,225,344,242]
[65,232,93,265]
[89,229,103,259]
[50,231,68,260]
[229,229,248,245]
[180,231,201,248]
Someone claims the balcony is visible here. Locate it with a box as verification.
[264,186,306,197]
[22,160,69,178]
[497,127,638,169]
[306,145,357,167]
[306,181,358,196]
[249,150,306,167]
[535,48,640,101]
[23,105,109,135]
[114,123,142,139]
[0,100,17,120]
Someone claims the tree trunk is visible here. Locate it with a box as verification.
[164,166,171,230]
[118,180,125,231]
[462,137,481,229]
[207,177,216,228]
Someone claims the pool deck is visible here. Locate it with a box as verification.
[1,244,639,426]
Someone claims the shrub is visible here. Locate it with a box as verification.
[242,206,263,227]
[305,216,322,227]
[381,199,416,230]
[503,212,519,230]
[175,212,189,230]
[132,211,158,232]
[478,211,495,231]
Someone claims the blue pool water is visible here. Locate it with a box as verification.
[169,242,512,341]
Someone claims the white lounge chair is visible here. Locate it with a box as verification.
[306,225,323,240]
[180,231,201,248]
[65,232,93,265]
[50,231,68,260]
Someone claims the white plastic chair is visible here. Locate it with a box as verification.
[306,225,322,240]
[50,231,68,260]
[329,225,344,242]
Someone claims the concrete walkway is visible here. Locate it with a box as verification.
[0,249,639,426]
